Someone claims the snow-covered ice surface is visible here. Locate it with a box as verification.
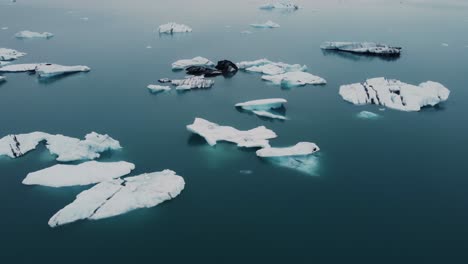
[0,48,26,61]
[238,60,307,75]
[172,57,214,70]
[0,63,38,72]
[262,71,327,87]
[48,170,185,227]
[172,76,214,90]
[250,20,280,28]
[357,111,380,119]
[339,77,450,111]
[35,63,90,78]
[256,142,320,157]
[23,161,136,187]
[321,42,401,56]
[0,132,121,162]
[236,98,287,120]
[187,118,277,148]
[15,30,54,39]
[259,2,300,10]
[158,23,192,34]
[147,84,171,93]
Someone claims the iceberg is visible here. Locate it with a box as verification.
[339,77,450,111]
[35,63,90,78]
[172,56,215,70]
[23,161,135,187]
[236,59,307,75]
[172,76,214,90]
[357,111,380,119]
[256,142,319,157]
[250,20,280,28]
[0,132,121,162]
[147,84,171,93]
[0,63,39,72]
[158,22,192,34]
[15,30,54,39]
[259,2,300,10]
[187,118,277,148]
[321,42,401,56]
[48,170,185,227]
[0,48,26,61]
[262,71,327,87]
[235,98,287,120]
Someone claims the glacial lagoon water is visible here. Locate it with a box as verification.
[1,0,468,263]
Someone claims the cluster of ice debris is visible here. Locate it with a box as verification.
[259,2,300,10]
[187,118,320,175]
[0,132,121,162]
[339,77,450,111]
[357,111,380,120]
[250,20,280,28]
[158,22,192,34]
[321,42,402,56]
[235,98,287,120]
[15,30,54,39]
[0,63,90,78]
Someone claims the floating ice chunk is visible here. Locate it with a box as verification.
[236,98,287,120]
[357,111,380,119]
[1,27,8,30]
[35,63,90,78]
[172,56,215,70]
[158,22,192,34]
[23,161,135,187]
[252,110,287,120]
[257,142,319,157]
[239,170,253,175]
[236,59,307,75]
[441,43,449,47]
[339,77,450,111]
[172,76,214,90]
[0,76,5,82]
[236,59,272,70]
[240,30,253,34]
[0,48,26,61]
[15,30,54,39]
[187,118,277,148]
[146,45,152,49]
[0,132,121,161]
[48,170,185,227]
[250,20,280,28]
[0,63,38,72]
[321,42,401,56]
[80,17,89,21]
[259,2,300,10]
[262,71,326,86]
[147,84,171,93]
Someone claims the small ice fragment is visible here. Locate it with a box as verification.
[158,22,192,34]
[172,76,214,90]
[15,30,54,39]
[0,48,26,61]
[442,43,449,47]
[1,27,8,30]
[240,30,253,34]
[250,20,280,28]
[80,17,89,21]
[239,170,253,175]
[172,56,215,70]
[147,84,171,93]
[146,45,152,49]
[357,111,380,119]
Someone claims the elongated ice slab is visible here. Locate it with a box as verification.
[15,30,54,39]
[187,118,277,148]
[321,42,401,56]
[172,57,214,70]
[250,20,280,28]
[48,170,185,227]
[262,71,326,86]
[0,48,26,61]
[0,132,121,162]
[259,2,300,10]
[158,23,192,34]
[147,84,171,93]
[35,63,90,78]
[0,63,39,72]
[172,76,214,90]
[236,98,287,120]
[23,161,135,187]
[257,142,319,157]
[357,111,380,119]
[339,77,450,111]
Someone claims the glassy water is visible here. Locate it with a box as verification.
[1,0,468,263]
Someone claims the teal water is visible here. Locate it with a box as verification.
[1,0,468,263]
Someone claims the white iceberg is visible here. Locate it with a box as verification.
[321,42,401,56]
[172,56,214,70]
[357,111,380,119]
[0,132,121,162]
[236,59,307,75]
[256,142,319,157]
[259,2,300,10]
[187,118,277,148]
[250,20,280,28]
[339,77,450,111]
[147,84,171,93]
[262,71,327,87]
[158,22,192,34]
[23,161,135,187]
[15,30,54,39]
[0,48,26,61]
[235,98,287,120]
[35,63,90,78]
[0,63,39,72]
[172,76,214,90]
[48,170,185,227]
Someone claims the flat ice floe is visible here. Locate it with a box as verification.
[158,22,192,34]
[0,48,26,61]
[0,132,121,162]
[235,98,287,120]
[321,42,401,56]
[357,111,380,119]
[250,20,280,28]
[339,77,450,111]
[259,2,300,10]
[23,161,135,187]
[256,142,319,157]
[15,30,54,39]
[172,76,214,90]
[172,57,215,70]
[237,59,307,75]
[262,71,327,87]
[0,63,90,78]
[48,170,185,227]
[147,84,171,93]
[187,118,277,148]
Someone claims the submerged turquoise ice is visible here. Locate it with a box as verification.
[1,0,468,263]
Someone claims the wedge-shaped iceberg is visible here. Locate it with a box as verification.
[0,132,121,162]
[235,98,287,120]
[172,76,214,90]
[23,161,135,187]
[256,142,320,175]
[357,111,380,119]
[187,118,277,148]
[35,63,90,78]
[262,71,327,87]
[172,57,214,70]
[0,48,26,61]
[321,42,401,56]
[15,30,54,39]
[259,2,300,10]
[250,20,280,28]
[48,170,185,227]
[147,84,171,93]
[236,59,307,75]
[158,22,192,34]
[339,77,450,111]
